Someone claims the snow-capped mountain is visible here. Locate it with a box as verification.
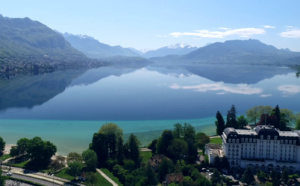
[142,43,198,58]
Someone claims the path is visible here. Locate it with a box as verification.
[96,169,118,186]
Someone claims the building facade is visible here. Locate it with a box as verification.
[222,125,300,171]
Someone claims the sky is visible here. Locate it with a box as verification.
[0,0,300,51]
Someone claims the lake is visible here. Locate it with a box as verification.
[0,64,299,154]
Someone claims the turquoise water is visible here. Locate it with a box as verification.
[0,117,216,155]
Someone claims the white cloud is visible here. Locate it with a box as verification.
[260,94,272,97]
[280,28,300,38]
[218,27,231,30]
[263,25,276,29]
[277,85,300,95]
[170,28,265,38]
[169,83,262,95]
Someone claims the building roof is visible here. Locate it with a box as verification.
[278,131,299,137]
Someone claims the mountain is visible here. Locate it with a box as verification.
[142,43,198,58]
[151,39,300,65]
[0,15,89,65]
[63,33,140,58]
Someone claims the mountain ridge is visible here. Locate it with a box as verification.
[150,39,300,65]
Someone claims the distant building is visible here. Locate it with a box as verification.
[164,173,184,185]
[205,143,223,164]
[222,125,300,172]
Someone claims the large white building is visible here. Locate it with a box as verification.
[222,125,300,171]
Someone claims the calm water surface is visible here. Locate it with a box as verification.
[0,65,299,154]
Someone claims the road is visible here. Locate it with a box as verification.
[8,173,61,186]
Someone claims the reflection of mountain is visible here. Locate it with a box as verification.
[0,66,145,111]
[71,66,142,86]
[149,64,294,84]
[0,70,85,111]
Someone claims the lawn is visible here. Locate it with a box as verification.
[210,136,222,144]
[101,168,123,186]
[140,151,152,164]
[0,154,11,161]
[55,168,75,180]
[92,172,113,186]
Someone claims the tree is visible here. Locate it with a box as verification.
[173,123,183,138]
[15,138,30,156]
[144,163,158,186]
[226,105,238,128]
[237,115,248,129]
[281,168,289,183]
[211,169,221,185]
[271,105,281,128]
[215,111,225,135]
[195,132,210,150]
[186,141,198,164]
[148,139,157,154]
[156,130,174,156]
[0,167,6,186]
[99,123,123,159]
[85,172,98,186]
[68,161,84,177]
[241,167,254,184]
[127,134,140,166]
[67,152,82,163]
[0,137,5,156]
[82,149,97,171]
[90,132,108,167]
[183,123,196,143]
[295,113,300,129]
[27,137,57,168]
[167,138,188,163]
[116,137,124,164]
[157,158,174,182]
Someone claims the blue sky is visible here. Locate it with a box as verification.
[1,0,300,51]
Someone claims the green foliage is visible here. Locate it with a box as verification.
[173,123,184,138]
[90,132,108,167]
[147,139,157,154]
[226,105,238,128]
[156,130,174,156]
[215,111,225,135]
[281,168,289,183]
[246,105,273,124]
[195,132,210,149]
[0,136,5,155]
[67,152,82,162]
[82,149,98,171]
[183,123,196,143]
[257,170,267,182]
[241,167,254,184]
[11,137,56,169]
[126,133,140,166]
[158,158,175,182]
[144,163,158,186]
[0,167,6,185]
[67,161,84,177]
[167,138,188,162]
[211,169,221,185]
[85,172,98,186]
[237,115,248,128]
[48,155,65,172]
[295,113,300,129]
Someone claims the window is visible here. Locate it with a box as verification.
[261,135,264,139]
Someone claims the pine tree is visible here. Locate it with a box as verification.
[215,111,225,135]
[226,105,238,128]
